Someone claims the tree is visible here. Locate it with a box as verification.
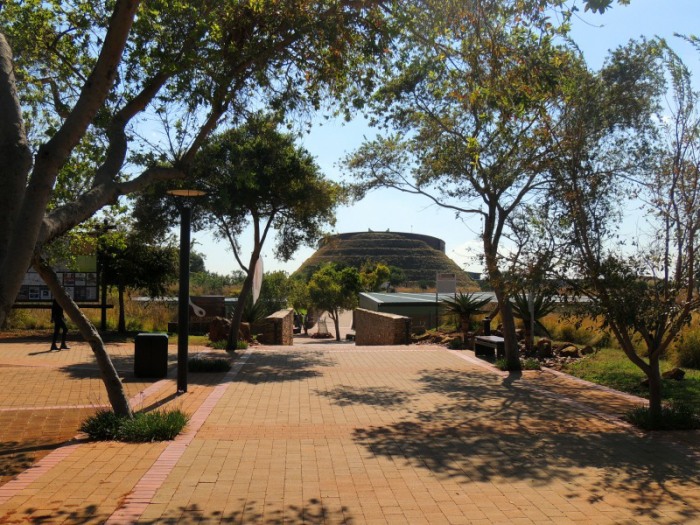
[544,41,699,425]
[308,263,362,341]
[0,0,394,415]
[345,0,577,369]
[192,116,344,349]
[99,231,178,333]
[360,261,392,291]
[442,292,490,342]
[258,271,292,315]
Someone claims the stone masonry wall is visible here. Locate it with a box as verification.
[253,308,294,345]
[354,308,411,346]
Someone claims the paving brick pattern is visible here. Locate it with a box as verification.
[0,341,698,524]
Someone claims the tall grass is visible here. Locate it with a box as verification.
[6,291,176,332]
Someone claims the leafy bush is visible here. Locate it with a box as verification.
[521,358,541,370]
[81,409,189,442]
[672,329,700,369]
[554,323,593,345]
[494,358,522,372]
[207,338,248,351]
[625,403,700,431]
[188,355,231,372]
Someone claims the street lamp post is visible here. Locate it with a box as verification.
[167,188,206,394]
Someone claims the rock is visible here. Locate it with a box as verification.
[412,333,432,343]
[209,317,231,342]
[556,343,580,358]
[580,345,596,356]
[536,338,553,359]
[662,367,685,381]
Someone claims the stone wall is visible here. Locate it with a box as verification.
[354,308,411,346]
[253,308,294,345]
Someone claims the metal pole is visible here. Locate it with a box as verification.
[177,204,192,393]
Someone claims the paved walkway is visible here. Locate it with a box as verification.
[0,338,698,524]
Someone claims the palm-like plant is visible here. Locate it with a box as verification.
[510,289,556,341]
[442,292,491,338]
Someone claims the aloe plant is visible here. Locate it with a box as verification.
[442,292,491,339]
[510,289,556,341]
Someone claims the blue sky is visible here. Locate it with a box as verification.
[198,0,700,277]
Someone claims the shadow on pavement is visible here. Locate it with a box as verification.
[232,351,336,384]
[19,499,352,524]
[315,385,413,409]
[350,367,700,521]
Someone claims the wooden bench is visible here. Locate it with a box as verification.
[474,335,505,358]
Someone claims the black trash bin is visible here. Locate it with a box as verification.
[134,333,169,378]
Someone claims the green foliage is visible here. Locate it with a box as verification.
[81,409,189,442]
[99,230,178,298]
[188,355,231,373]
[442,292,490,334]
[494,358,522,372]
[308,263,362,316]
[625,403,700,431]
[208,339,248,351]
[553,323,595,345]
[563,347,700,406]
[258,271,291,313]
[192,115,344,264]
[672,329,700,369]
[521,358,542,370]
[510,290,556,337]
[360,261,392,292]
[495,358,540,371]
[243,299,269,324]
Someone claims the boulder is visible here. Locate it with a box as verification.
[556,343,580,358]
[536,338,553,359]
[662,367,686,381]
[580,345,596,356]
[209,317,231,342]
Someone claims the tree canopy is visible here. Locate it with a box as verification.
[308,263,362,341]
[0,0,395,415]
[187,115,344,348]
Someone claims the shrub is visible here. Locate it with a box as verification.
[554,323,593,345]
[672,329,700,369]
[521,358,541,370]
[81,409,189,442]
[494,358,522,372]
[188,355,231,373]
[625,403,700,431]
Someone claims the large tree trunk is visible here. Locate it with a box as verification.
[227,271,255,350]
[647,353,663,428]
[330,309,341,341]
[34,256,132,417]
[484,252,520,370]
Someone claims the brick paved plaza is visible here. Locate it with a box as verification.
[0,337,698,524]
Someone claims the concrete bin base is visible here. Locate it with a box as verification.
[134,333,169,378]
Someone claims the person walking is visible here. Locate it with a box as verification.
[50,299,70,350]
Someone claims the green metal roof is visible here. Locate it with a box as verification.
[360,292,496,305]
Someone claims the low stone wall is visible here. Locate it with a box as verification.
[253,308,294,345]
[354,308,411,346]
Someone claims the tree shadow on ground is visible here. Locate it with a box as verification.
[352,367,700,521]
[18,499,352,524]
[0,440,40,482]
[315,385,412,409]
[233,351,335,384]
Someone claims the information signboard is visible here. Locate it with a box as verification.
[17,255,98,302]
